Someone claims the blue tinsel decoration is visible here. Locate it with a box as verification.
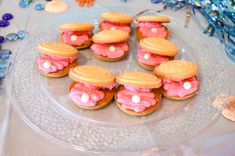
[151,0,235,62]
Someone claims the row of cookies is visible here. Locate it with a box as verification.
[60,26,178,70]
[100,12,170,39]
[68,62,199,116]
[36,36,178,76]
[91,30,178,68]
[59,12,171,50]
[38,32,177,75]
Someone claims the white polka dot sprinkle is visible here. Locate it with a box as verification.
[183,82,192,90]
[81,93,90,103]
[132,95,141,104]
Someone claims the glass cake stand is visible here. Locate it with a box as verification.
[6,5,233,153]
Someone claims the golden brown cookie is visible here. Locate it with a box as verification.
[38,42,78,57]
[101,12,133,24]
[116,71,162,88]
[69,65,115,87]
[92,30,129,62]
[60,22,94,32]
[137,60,155,71]
[94,51,129,62]
[59,23,94,49]
[39,59,78,78]
[154,60,199,80]
[162,88,198,100]
[73,40,92,49]
[140,37,178,56]
[37,42,78,78]
[92,30,129,44]
[60,35,92,49]
[136,24,170,40]
[115,86,162,116]
[115,72,162,116]
[137,56,174,71]
[157,74,199,100]
[69,81,114,110]
[136,15,170,23]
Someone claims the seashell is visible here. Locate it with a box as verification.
[45,0,68,14]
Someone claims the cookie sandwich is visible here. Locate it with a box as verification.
[68,65,116,109]
[115,72,162,116]
[154,60,199,100]
[60,22,94,49]
[37,42,78,78]
[137,37,178,70]
[100,12,133,33]
[136,15,170,39]
[91,30,129,61]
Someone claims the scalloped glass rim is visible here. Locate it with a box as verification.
[6,5,232,153]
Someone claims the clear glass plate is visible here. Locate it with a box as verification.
[6,5,232,153]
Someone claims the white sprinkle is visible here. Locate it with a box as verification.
[151,28,158,33]
[81,93,90,103]
[110,27,116,30]
[183,82,192,90]
[144,53,151,60]
[132,95,141,104]
[43,61,51,69]
[70,35,78,41]
[109,46,116,52]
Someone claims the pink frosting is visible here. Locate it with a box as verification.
[117,85,156,112]
[62,31,91,46]
[137,21,167,38]
[69,82,116,107]
[162,76,198,97]
[101,21,131,33]
[37,54,77,74]
[91,43,129,59]
[81,82,116,91]
[137,48,170,66]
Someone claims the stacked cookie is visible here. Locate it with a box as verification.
[36,11,200,116]
[137,37,178,70]
[60,22,94,49]
[69,66,116,109]
[91,30,129,61]
[136,15,170,39]
[37,42,78,77]
[99,12,133,33]
[115,71,162,116]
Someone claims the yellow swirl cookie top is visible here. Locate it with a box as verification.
[38,42,78,57]
[140,37,178,56]
[60,22,94,32]
[69,66,115,86]
[100,12,133,24]
[154,60,199,80]
[136,16,170,23]
[92,30,129,44]
[116,72,162,88]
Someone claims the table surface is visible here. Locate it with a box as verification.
[1,0,235,155]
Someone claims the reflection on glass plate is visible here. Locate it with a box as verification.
[6,5,232,153]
